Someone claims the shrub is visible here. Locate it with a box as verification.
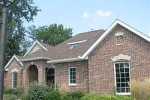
[3,94,17,100]
[81,94,102,100]
[63,91,84,100]
[11,88,24,98]
[44,90,61,100]
[81,94,130,100]
[4,88,13,94]
[28,82,55,100]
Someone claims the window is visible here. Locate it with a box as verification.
[115,62,130,95]
[69,67,76,85]
[12,72,18,88]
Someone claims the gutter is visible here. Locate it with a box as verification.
[47,57,87,64]
[19,57,51,62]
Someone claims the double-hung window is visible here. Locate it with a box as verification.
[12,72,18,88]
[115,62,130,95]
[69,67,76,86]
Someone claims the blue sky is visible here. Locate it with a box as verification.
[25,0,150,36]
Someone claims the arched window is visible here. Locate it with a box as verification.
[12,72,18,88]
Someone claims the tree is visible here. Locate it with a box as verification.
[1,0,40,64]
[28,24,73,46]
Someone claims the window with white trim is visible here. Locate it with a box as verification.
[115,62,130,94]
[12,72,18,88]
[69,67,76,85]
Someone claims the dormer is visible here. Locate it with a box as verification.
[68,40,87,49]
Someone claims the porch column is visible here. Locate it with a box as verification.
[22,68,29,91]
[38,67,45,84]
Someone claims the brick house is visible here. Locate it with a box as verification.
[4,19,150,95]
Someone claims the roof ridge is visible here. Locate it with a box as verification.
[75,29,105,36]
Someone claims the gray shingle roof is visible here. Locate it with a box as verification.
[18,29,105,61]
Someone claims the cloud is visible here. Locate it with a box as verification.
[96,10,112,17]
[82,10,113,28]
[82,12,91,18]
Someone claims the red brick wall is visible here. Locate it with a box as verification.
[88,25,150,94]
[22,60,51,88]
[55,60,89,93]
[4,59,23,88]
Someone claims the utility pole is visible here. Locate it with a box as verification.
[0,0,14,99]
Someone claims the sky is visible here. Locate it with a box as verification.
[25,0,150,36]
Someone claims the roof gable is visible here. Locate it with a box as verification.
[24,40,48,57]
[81,19,150,58]
[5,55,23,70]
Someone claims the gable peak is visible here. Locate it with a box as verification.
[24,40,48,57]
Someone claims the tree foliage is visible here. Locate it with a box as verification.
[0,0,40,64]
[28,24,73,46]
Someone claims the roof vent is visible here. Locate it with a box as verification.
[68,40,87,49]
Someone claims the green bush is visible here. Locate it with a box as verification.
[44,90,61,100]
[3,94,17,100]
[4,88,13,94]
[28,82,55,100]
[63,91,84,100]
[11,88,24,98]
[81,94,131,100]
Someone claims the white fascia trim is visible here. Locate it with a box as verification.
[5,55,23,70]
[81,19,150,59]
[24,40,48,57]
[68,40,87,45]
[47,57,86,64]
[117,20,150,42]
[19,57,51,62]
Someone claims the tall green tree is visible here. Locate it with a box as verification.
[28,24,73,46]
[0,0,40,64]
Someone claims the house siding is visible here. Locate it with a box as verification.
[55,60,89,93]
[88,24,150,94]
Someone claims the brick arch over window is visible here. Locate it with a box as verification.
[27,65,38,83]
[111,54,131,62]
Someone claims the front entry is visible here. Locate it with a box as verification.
[28,65,38,83]
[46,68,54,84]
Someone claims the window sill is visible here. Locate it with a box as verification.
[116,92,131,95]
[116,43,124,46]
[69,84,76,86]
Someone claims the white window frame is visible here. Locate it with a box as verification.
[68,67,76,86]
[114,62,131,95]
[12,71,18,88]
